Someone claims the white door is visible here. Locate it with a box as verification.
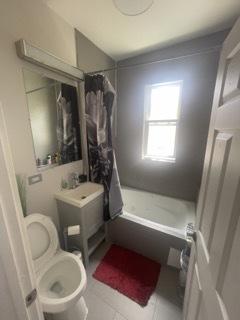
[183,17,240,320]
[0,104,44,320]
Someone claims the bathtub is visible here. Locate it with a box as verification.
[122,186,195,239]
[107,186,196,265]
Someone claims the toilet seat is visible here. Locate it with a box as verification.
[25,213,59,271]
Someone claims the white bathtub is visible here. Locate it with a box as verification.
[121,186,195,239]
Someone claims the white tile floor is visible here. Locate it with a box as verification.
[84,241,183,320]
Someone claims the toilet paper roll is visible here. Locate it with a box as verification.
[67,225,80,236]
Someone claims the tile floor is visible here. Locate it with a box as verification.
[84,241,183,320]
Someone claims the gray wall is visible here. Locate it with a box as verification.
[116,30,229,202]
[75,30,116,87]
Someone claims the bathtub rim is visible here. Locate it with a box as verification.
[121,210,186,240]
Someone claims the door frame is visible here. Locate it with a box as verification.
[0,102,43,320]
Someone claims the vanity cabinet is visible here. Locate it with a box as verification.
[55,182,105,267]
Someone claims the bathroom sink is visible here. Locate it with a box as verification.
[55,182,104,208]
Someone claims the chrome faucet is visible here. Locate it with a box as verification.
[68,172,79,189]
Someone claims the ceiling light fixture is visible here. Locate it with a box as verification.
[113,0,154,16]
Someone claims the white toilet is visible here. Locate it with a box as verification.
[25,213,88,320]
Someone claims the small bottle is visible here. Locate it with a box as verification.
[51,153,56,164]
[47,154,52,165]
[36,158,41,167]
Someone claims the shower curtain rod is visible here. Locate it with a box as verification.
[87,45,222,75]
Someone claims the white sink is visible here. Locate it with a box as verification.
[55,182,104,208]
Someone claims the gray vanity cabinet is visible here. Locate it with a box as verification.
[56,190,105,267]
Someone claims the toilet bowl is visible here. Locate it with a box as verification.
[25,213,88,320]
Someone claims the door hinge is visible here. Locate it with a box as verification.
[25,288,37,307]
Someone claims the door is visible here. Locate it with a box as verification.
[0,103,44,320]
[183,17,240,320]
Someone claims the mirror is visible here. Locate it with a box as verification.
[23,69,82,169]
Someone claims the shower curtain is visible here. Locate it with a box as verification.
[85,74,123,221]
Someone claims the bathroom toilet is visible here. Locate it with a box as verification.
[25,213,88,320]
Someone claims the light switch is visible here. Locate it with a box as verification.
[28,173,42,185]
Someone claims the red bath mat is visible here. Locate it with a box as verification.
[93,244,161,306]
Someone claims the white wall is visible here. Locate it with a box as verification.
[0,0,83,228]
[0,256,18,320]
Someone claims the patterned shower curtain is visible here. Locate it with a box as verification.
[85,74,123,221]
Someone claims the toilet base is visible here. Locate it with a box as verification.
[51,297,88,320]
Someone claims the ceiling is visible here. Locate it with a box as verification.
[44,0,240,61]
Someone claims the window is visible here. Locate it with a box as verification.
[142,81,182,162]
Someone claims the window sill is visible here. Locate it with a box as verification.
[142,156,176,164]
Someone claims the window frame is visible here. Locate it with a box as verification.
[142,80,183,163]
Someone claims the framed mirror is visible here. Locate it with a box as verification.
[23,69,82,170]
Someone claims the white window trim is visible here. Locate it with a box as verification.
[142,80,183,163]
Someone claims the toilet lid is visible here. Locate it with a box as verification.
[25,213,58,270]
